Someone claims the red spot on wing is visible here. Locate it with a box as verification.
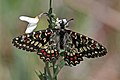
[52,54,54,57]
[43,52,47,55]
[37,49,59,62]
[70,58,73,61]
[47,54,50,57]
[74,56,77,60]
[41,50,45,52]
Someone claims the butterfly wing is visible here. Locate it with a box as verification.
[12,29,53,52]
[12,29,60,62]
[37,29,60,62]
[63,29,107,66]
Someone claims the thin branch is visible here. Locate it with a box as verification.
[50,0,52,9]
[53,61,57,80]
[45,62,52,80]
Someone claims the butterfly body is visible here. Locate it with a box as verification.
[12,19,107,66]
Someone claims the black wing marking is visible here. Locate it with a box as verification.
[12,29,53,52]
[12,29,60,62]
[63,29,107,66]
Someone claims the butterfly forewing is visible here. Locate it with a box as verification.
[12,29,53,52]
[66,29,107,58]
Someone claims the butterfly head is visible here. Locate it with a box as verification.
[55,18,73,29]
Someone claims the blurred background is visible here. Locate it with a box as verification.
[0,0,120,80]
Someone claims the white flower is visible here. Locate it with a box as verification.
[19,13,44,33]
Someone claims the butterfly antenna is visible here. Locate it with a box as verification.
[65,18,74,25]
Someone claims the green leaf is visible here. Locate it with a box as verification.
[59,59,65,68]
[43,73,51,80]
[53,59,65,78]
[35,71,44,80]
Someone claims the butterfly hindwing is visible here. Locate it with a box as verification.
[37,48,59,62]
[63,49,83,66]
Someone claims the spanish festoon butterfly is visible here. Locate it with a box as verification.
[12,18,107,66]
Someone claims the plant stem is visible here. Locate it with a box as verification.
[45,62,52,80]
[43,0,58,80]
[53,61,57,80]
[49,0,52,9]
[48,0,55,29]
[44,66,47,80]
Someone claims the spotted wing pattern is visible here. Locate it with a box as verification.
[12,28,107,66]
[12,29,60,62]
[38,49,59,62]
[12,29,52,52]
[63,29,107,66]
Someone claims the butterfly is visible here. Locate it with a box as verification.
[12,18,107,66]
